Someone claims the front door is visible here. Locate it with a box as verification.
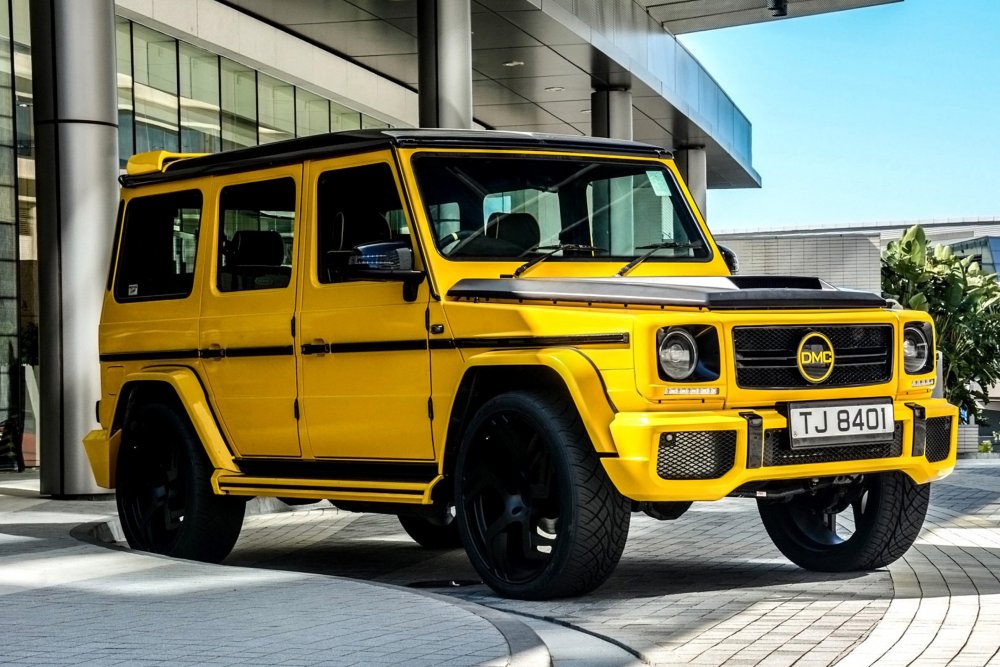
[298,154,434,460]
[200,167,301,458]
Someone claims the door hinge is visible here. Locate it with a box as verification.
[427,397,434,420]
[290,316,296,337]
[293,398,300,420]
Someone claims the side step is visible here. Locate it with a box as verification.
[214,472,441,504]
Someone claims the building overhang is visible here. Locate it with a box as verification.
[641,0,901,34]
[221,0,761,189]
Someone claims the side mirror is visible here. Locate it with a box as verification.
[718,244,739,274]
[346,241,425,302]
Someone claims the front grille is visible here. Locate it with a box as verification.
[925,417,952,463]
[733,325,893,389]
[762,422,903,467]
[657,431,737,480]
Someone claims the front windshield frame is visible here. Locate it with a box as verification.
[409,152,714,266]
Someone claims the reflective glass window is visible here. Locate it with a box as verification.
[114,190,203,301]
[330,100,360,132]
[257,73,294,144]
[179,44,221,154]
[132,25,179,153]
[295,88,329,137]
[221,58,256,150]
[361,114,389,130]
[116,18,133,165]
[218,178,295,292]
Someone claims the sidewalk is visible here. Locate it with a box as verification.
[0,473,550,667]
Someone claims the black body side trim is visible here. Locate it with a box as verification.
[329,340,429,353]
[100,349,200,362]
[219,481,425,496]
[452,333,630,348]
[235,458,439,483]
[223,345,294,358]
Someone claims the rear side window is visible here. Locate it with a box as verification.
[217,178,296,292]
[114,190,203,302]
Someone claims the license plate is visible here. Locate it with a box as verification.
[787,399,894,449]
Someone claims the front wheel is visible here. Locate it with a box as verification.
[455,391,630,600]
[398,514,462,549]
[116,402,245,562]
[758,472,929,572]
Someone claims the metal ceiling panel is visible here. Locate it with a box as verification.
[640,0,901,34]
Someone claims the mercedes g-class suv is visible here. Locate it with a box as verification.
[85,129,956,599]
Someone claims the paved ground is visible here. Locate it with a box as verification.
[2,460,999,666]
[224,460,1000,666]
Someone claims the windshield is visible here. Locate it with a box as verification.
[412,155,710,264]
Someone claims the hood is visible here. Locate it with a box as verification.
[446,275,886,310]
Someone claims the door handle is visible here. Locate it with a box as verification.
[301,340,329,355]
[202,344,225,360]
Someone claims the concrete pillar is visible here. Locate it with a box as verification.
[418,0,473,129]
[675,147,708,220]
[31,0,118,496]
[591,89,632,140]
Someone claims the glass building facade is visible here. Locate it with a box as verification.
[0,4,390,467]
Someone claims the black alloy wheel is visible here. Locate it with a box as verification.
[455,391,630,600]
[116,402,245,562]
[398,514,463,549]
[757,471,930,572]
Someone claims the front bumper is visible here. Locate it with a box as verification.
[601,398,957,502]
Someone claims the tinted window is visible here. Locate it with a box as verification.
[316,163,409,283]
[114,190,202,301]
[218,178,296,292]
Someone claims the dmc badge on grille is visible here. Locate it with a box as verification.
[796,332,835,383]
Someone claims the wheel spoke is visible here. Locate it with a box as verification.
[823,512,837,534]
[466,467,508,498]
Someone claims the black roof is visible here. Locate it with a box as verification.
[120,129,671,187]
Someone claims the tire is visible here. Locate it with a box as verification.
[758,472,929,572]
[454,390,630,600]
[398,514,463,549]
[116,401,245,562]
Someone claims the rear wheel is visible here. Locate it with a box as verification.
[116,402,245,562]
[455,391,630,599]
[398,514,462,549]
[757,472,929,571]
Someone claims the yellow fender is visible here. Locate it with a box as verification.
[459,348,619,454]
[87,367,238,489]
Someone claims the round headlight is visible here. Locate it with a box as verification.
[659,329,698,380]
[903,326,930,374]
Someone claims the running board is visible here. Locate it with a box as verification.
[213,472,440,504]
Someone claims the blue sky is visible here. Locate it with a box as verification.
[679,0,1000,231]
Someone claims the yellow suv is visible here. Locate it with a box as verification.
[85,129,957,599]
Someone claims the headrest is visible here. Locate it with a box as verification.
[338,210,391,250]
[230,230,284,266]
[490,212,540,250]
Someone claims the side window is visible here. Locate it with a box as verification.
[316,163,410,283]
[217,177,296,292]
[114,190,202,302]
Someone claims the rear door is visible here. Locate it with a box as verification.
[199,166,302,458]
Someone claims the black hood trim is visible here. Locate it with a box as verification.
[447,277,886,310]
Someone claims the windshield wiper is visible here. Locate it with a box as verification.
[616,240,702,277]
[513,244,606,278]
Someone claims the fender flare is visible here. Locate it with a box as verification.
[453,348,619,455]
[107,367,238,486]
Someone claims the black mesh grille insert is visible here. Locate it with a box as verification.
[733,325,893,389]
[657,431,738,480]
[925,417,952,463]
[762,422,903,467]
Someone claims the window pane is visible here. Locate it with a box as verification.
[116,18,133,165]
[114,190,203,301]
[257,73,294,144]
[295,88,328,137]
[218,178,295,292]
[132,25,179,153]
[361,114,388,130]
[221,58,256,150]
[179,44,220,154]
[330,100,360,132]
[316,163,408,283]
